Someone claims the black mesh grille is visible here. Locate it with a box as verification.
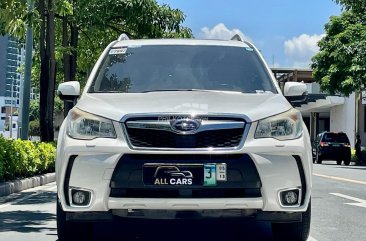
[126,128,243,148]
[124,116,246,149]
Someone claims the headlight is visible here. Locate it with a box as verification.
[67,108,116,140]
[254,109,303,140]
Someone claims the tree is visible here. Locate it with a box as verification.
[38,0,57,141]
[29,97,63,137]
[0,0,192,142]
[60,0,192,114]
[311,10,366,95]
[1,0,58,141]
[29,120,41,137]
[333,0,366,14]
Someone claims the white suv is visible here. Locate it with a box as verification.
[56,34,312,241]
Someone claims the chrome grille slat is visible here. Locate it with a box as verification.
[123,115,246,150]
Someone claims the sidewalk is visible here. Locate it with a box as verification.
[0,173,55,197]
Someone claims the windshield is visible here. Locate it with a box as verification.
[89,45,277,93]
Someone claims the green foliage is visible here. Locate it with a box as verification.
[29,96,64,122]
[36,142,56,172]
[54,95,64,114]
[0,136,19,180]
[0,1,31,41]
[29,99,39,122]
[29,96,63,138]
[15,140,42,175]
[0,19,6,35]
[29,120,40,137]
[352,147,366,164]
[311,10,366,96]
[0,135,56,181]
[0,135,5,180]
[12,139,31,177]
[333,0,366,14]
[56,0,73,16]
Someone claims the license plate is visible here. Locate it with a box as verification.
[143,163,227,187]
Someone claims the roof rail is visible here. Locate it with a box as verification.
[231,34,243,42]
[118,33,130,41]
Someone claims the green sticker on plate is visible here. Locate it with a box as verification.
[204,164,216,186]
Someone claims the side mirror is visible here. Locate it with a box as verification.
[284,82,308,102]
[57,81,80,102]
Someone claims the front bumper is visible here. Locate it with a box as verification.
[56,121,312,215]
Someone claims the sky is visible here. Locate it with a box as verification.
[157,0,342,68]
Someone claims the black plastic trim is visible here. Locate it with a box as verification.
[293,155,306,205]
[66,211,113,221]
[66,210,301,222]
[64,155,77,206]
[256,211,302,222]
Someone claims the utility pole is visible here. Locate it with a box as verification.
[21,0,34,140]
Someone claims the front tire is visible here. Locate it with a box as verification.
[344,158,351,166]
[337,159,342,165]
[272,201,311,241]
[57,197,92,241]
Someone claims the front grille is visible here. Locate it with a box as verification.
[123,116,246,149]
[127,128,243,148]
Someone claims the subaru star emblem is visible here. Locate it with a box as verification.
[171,119,200,134]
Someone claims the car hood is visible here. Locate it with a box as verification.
[75,91,293,122]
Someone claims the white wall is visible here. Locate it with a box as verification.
[357,98,366,146]
[1,116,18,139]
[330,93,356,147]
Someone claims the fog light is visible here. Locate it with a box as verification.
[70,189,91,206]
[279,189,300,206]
[285,191,298,204]
[73,191,86,204]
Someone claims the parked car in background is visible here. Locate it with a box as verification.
[313,132,351,165]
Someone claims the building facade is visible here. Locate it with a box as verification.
[0,35,36,134]
[272,68,358,148]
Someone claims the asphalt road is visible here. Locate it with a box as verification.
[0,161,365,241]
[311,161,366,241]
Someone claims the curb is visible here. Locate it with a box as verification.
[0,173,56,197]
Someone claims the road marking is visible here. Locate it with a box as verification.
[313,173,366,185]
[330,193,366,208]
[308,237,318,241]
[0,183,56,210]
